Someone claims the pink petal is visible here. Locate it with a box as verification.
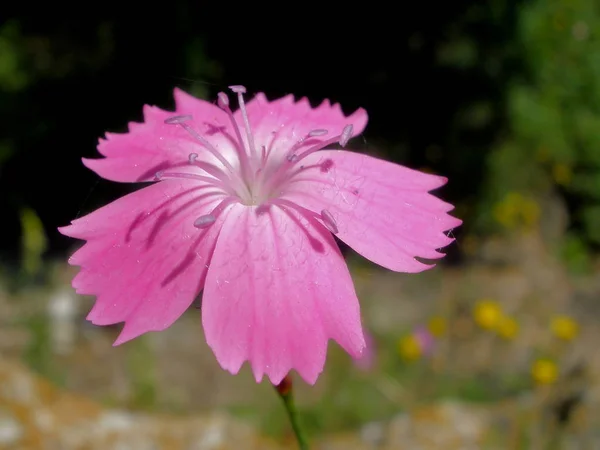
[202,203,365,385]
[59,179,227,344]
[236,92,368,162]
[286,150,462,273]
[84,89,234,183]
[173,88,224,122]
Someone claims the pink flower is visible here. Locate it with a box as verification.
[59,86,461,385]
[413,326,435,356]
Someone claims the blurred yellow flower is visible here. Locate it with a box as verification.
[551,315,579,341]
[492,192,540,230]
[427,316,447,337]
[496,316,519,340]
[531,359,558,385]
[473,299,502,330]
[397,335,422,361]
[552,163,572,186]
[493,194,520,229]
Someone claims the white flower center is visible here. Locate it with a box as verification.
[156,85,354,233]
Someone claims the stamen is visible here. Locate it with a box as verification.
[179,124,228,165]
[217,92,229,108]
[155,171,224,187]
[229,85,258,159]
[292,124,354,164]
[229,85,246,94]
[164,117,238,177]
[188,153,236,189]
[320,209,339,234]
[285,129,330,162]
[194,215,216,228]
[193,197,237,229]
[339,125,353,147]
[164,115,193,124]
[270,199,339,235]
[285,160,335,184]
[216,91,253,181]
[262,125,353,196]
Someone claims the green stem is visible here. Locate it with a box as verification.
[274,376,310,450]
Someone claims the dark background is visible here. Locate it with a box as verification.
[2,0,597,274]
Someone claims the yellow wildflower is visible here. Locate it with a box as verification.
[496,316,519,340]
[427,316,447,337]
[473,299,502,331]
[397,335,422,361]
[493,195,520,229]
[531,359,558,385]
[550,315,579,341]
[492,192,540,229]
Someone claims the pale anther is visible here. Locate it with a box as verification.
[321,209,339,234]
[217,92,229,108]
[339,125,353,147]
[229,84,257,159]
[229,85,247,94]
[309,129,328,137]
[164,115,193,124]
[194,214,217,229]
[188,153,198,164]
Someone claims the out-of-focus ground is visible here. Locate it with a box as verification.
[1,221,600,449]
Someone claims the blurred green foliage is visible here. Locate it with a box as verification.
[477,0,600,254]
[126,336,158,409]
[19,206,47,278]
[21,312,65,385]
[0,21,29,92]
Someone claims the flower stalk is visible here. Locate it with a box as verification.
[275,375,309,450]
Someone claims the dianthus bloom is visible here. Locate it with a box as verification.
[59,86,461,384]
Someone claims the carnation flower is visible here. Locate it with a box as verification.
[59,86,461,384]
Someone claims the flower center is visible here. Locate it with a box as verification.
[156,86,354,232]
